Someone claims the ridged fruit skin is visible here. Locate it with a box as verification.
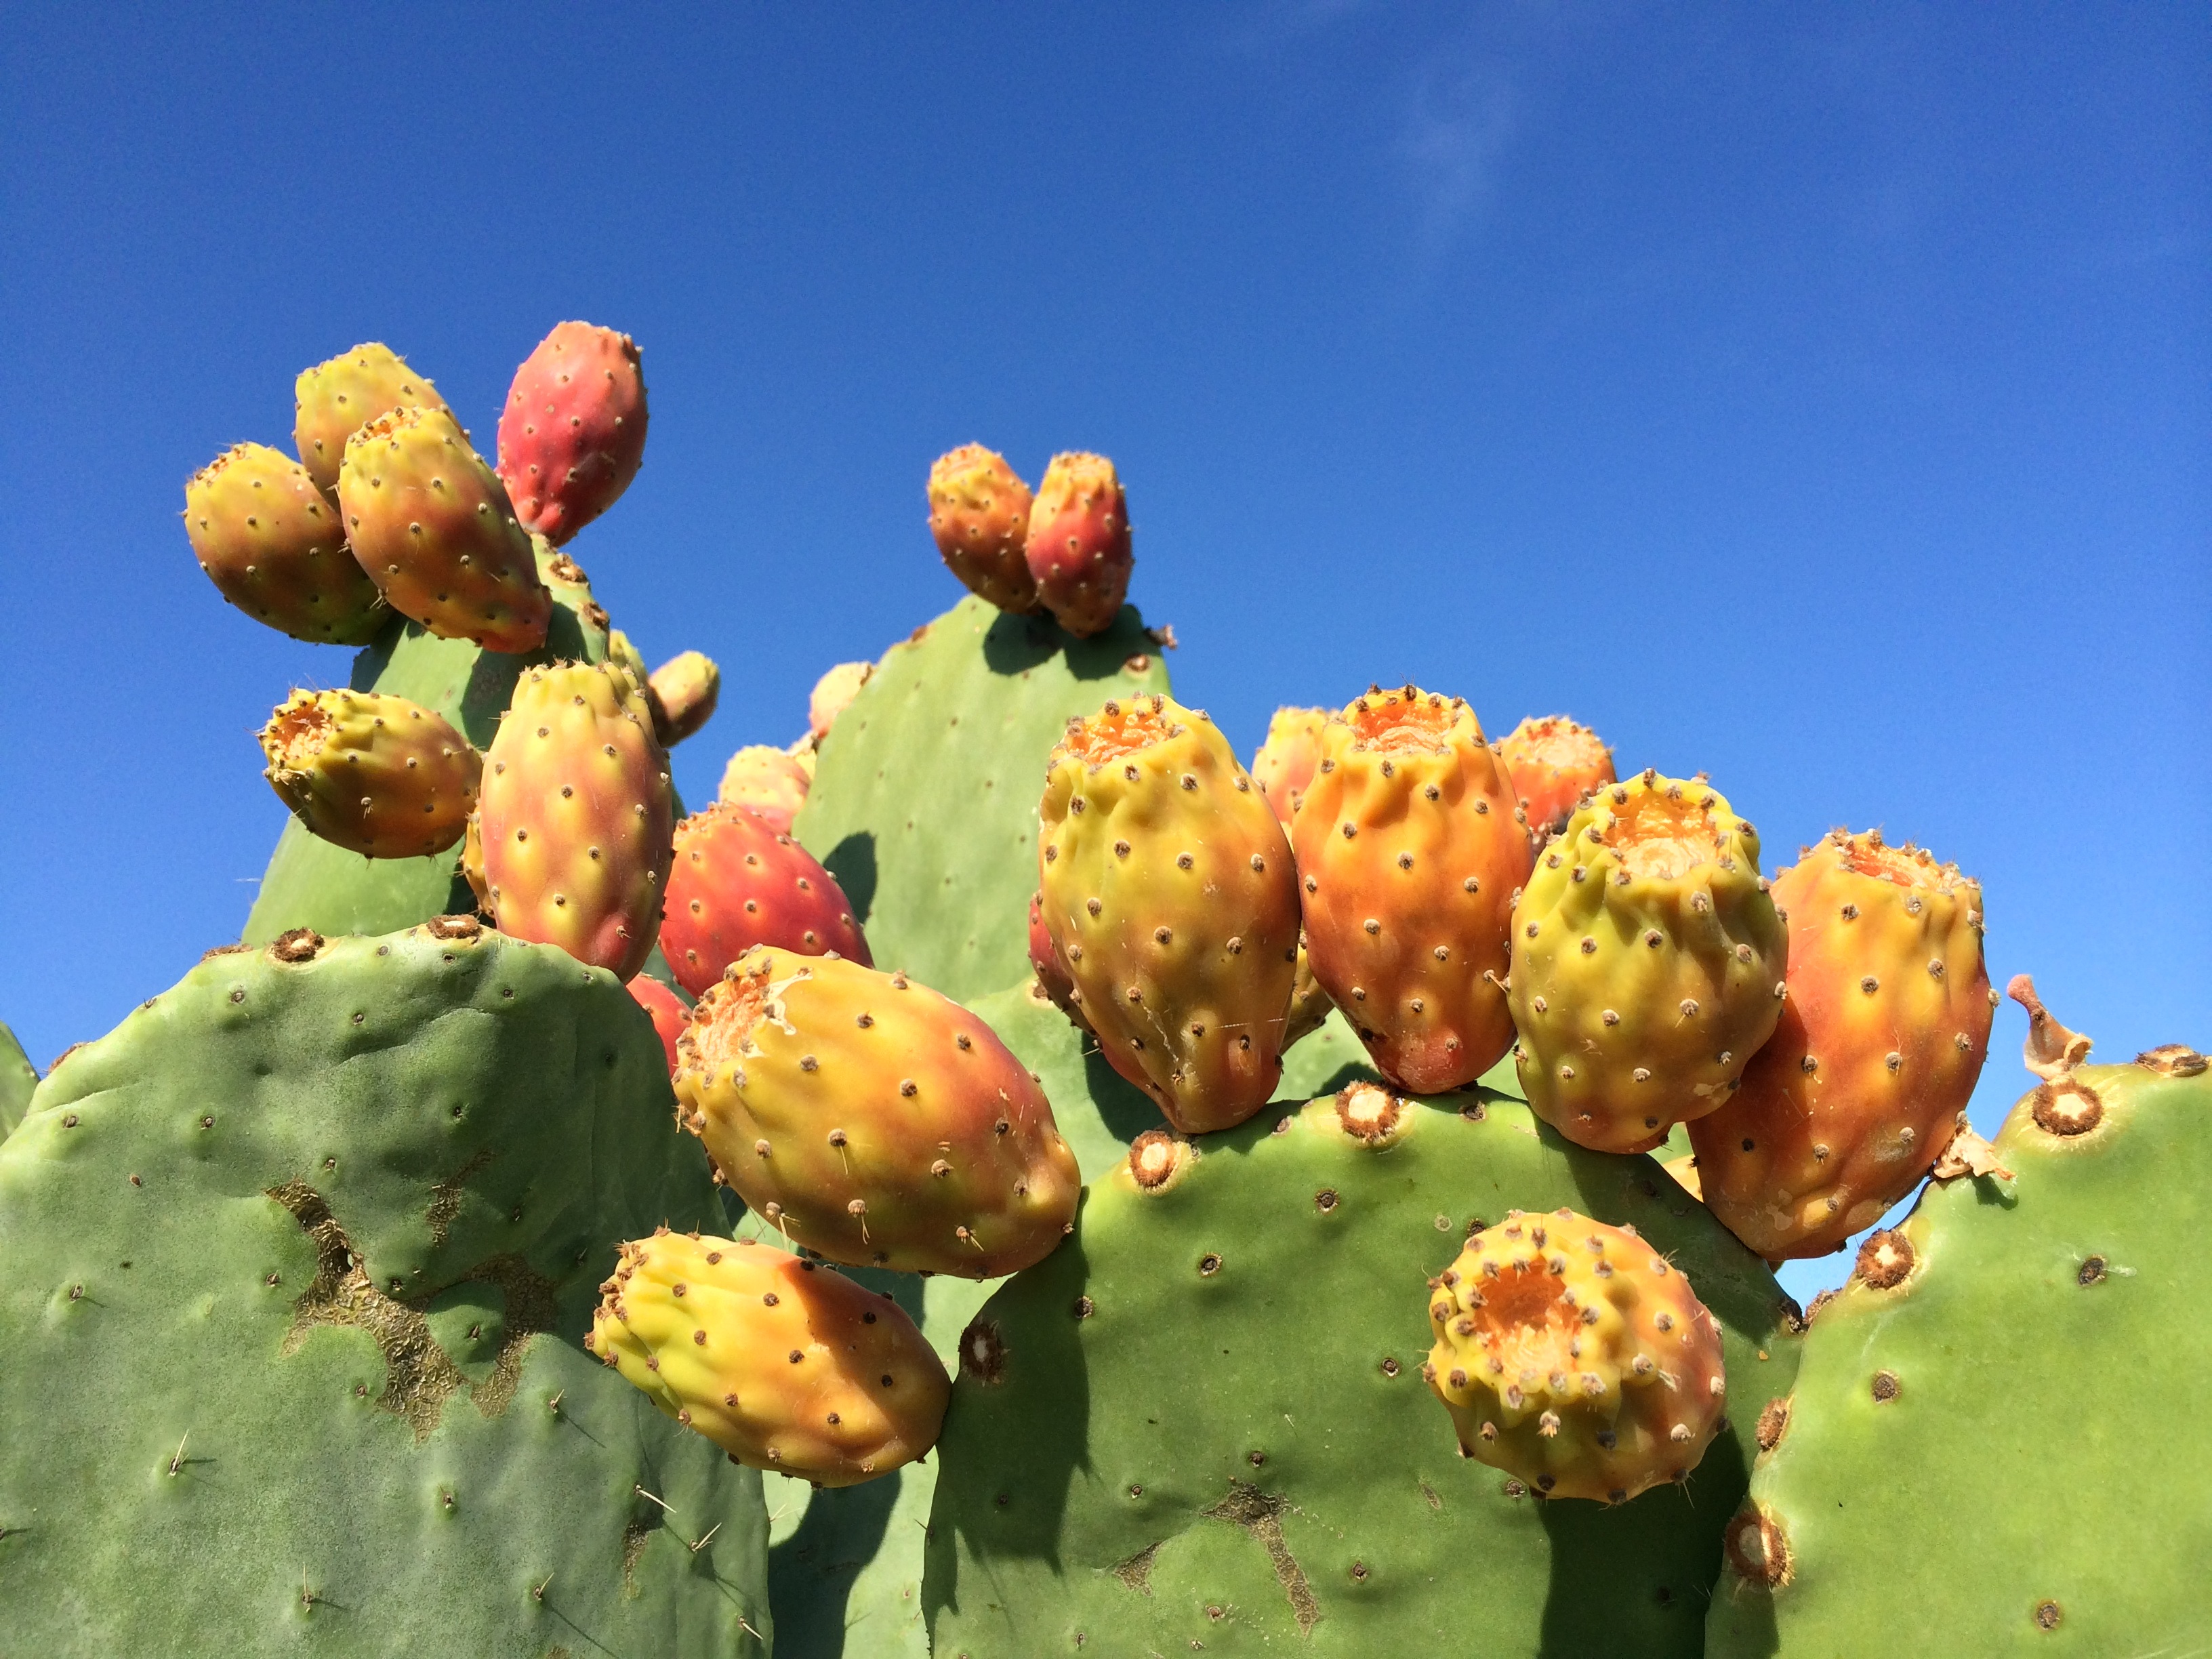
[1689,831,1993,1258]
[337,405,551,653]
[928,444,1038,613]
[1023,452,1132,638]
[1026,889,1082,1025]
[1509,771,1788,1154]
[1038,693,1298,1132]
[661,802,872,995]
[1293,687,1532,1092]
[674,949,1081,1277]
[629,974,691,1076]
[590,1230,949,1488]
[184,443,386,643]
[495,321,648,545]
[1250,705,1329,827]
[718,744,812,834]
[478,661,674,980]
[1499,715,1616,838]
[648,650,721,747]
[810,661,873,743]
[1426,1208,1727,1504]
[258,689,480,859]
[293,342,447,495]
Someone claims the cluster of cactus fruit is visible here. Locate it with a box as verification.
[0,319,2198,1658]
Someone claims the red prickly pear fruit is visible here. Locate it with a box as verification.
[808,661,873,744]
[660,801,872,996]
[927,445,1039,613]
[718,745,812,834]
[337,406,551,654]
[674,949,1082,1278]
[1024,452,1132,638]
[1250,705,1330,828]
[1689,830,1994,1258]
[495,321,648,545]
[1027,889,1085,1027]
[627,974,692,1076]
[258,689,480,860]
[293,343,448,497]
[478,661,675,980]
[184,444,387,644]
[646,650,720,748]
[1293,686,1532,1094]
[1498,716,1616,840]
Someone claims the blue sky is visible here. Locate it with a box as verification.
[2,6,2203,1295]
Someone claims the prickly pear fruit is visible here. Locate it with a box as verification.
[1509,771,1788,1154]
[1426,1208,1726,1503]
[661,801,872,995]
[1038,693,1298,1132]
[629,973,691,1075]
[589,1231,949,1487]
[184,443,386,643]
[257,689,480,859]
[459,808,489,909]
[809,661,873,744]
[1024,452,1132,638]
[293,342,447,496]
[1250,705,1329,827]
[719,744,812,834]
[495,321,649,544]
[1294,686,1532,1092]
[1027,889,1082,1025]
[1689,831,1994,1258]
[1283,933,1334,1049]
[337,405,551,653]
[648,650,720,747]
[676,949,1081,1276]
[478,660,674,979]
[607,626,651,687]
[1499,715,1616,838]
[928,444,1039,613]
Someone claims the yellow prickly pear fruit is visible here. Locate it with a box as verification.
[1282,934,1334,1050]
[1498,715,1616,840]
[1292,686,1532,1092]
[458,810,489,911]
[1689,830,1994,1258]
[647,649,720,747]
[258,689,480,859]
[927,444,1038,613]
[1508,771,1788,1153]
[1249,705,1329,827]
[675,949,1080,1277]
[808,661,873,743]
[1425,1208,1726,1504]
[1038,693,1300,1132]
[293,342,448,495]
[718,743,812,834]
[184,443,386,644]
[588,1230,949,1488]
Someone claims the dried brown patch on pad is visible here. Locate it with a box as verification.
[1202,1481,1318,1635]
[1869,1369,1901,1403]
[1853,1229,1915,1290]
[1755,1396,1790,1453]
[1126,1128,1193,1193]
[2135,1043,2206,1078]
[2030,1079,2104,1138]
[960,1317,1007,1385]
[1724,1504,1792,1588]
[1334,1081,1404,1145]
[268,928,325,964]
[424,913,483,941]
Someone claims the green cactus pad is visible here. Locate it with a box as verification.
[0,1020,35,1141]
[924,1090,1801,1656]
[0,922,769,1655]
[794,596,1171,1003]
[1706,1048,2212,1654]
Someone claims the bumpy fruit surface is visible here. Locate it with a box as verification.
[1026,889,1082,1025]
[478,661,674,979]
[630,974,691,1075]
[1499,715,1615,839]
[184,443,386,643]
[718,743,812,834]
[1294,686,1532,1092]
[675,949,1081,1277]
[810,661,873,743]
[1509,771,1788,1153]
[1023,452,1132,638]
[1426,1208,1726,1503]
[1689,831,1994,1258]
[590,1231,949,1487]
[928,444,1038,613]
[495,321,648,544]
[647,649,720,747]
[662,801,872,995]
[258,689,480,859]
[1250,705,1329,827]
[337,405,550,653]
[1038,693,1298,1132]
[459,809,490,909]
[1283,933,1334,1049]
[293,342,447,495]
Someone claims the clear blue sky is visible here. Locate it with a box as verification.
[3,6,2203,1296]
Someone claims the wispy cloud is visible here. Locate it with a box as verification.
[1399,55,1519,250]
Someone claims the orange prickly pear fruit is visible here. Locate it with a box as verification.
[674,949,1080,1277]
[588,1231,949,1487]
[1027,889,1084,1026]
[808,661,873,743]
[1689,830,1995,1258]
[184,443,386,644]
[1038,693,1299,1132]
[1293,685,1532,1092]
[660,801,871,996]
[718,743,812,834]
[928,444,1038,613]
[258,689,480,859]
[1024,451,1132,638]
[293,342,448,496]
[1498,715,1616,840]
[1249,705,1329,827]
[1425,1208,1726,1503]
[495,321,648,546]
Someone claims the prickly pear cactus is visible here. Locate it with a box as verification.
[0,921,769,1655]
[1706,1040,2211,1654]
[923,1087,1801,1657]
[792,594,1170,1002]
[0,1020,33,1140]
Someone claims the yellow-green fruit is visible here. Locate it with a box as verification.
[1689,831,1994,1258]
[184,443,386,643]
[1249,704,1329,827]
[293,342,449,495]
[1426,1208,1727,1503]
[257,689,480,859]
[588,1229,949,1488]
[718,743,811,834]
[674,949,1081,1277]
[1038,693,1300,1133]
[1509,771,1788,1153]
[648,650,720,747]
